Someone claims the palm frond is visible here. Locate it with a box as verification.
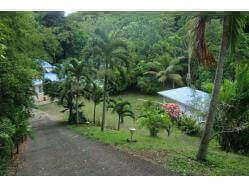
[95,28,109,43]
[108,40,127,52]
[158,75,167,83]
[168,74,183,85]
[190,15,216,67]
[226,12,246,54]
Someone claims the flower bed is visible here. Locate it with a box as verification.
[161,103,182,120]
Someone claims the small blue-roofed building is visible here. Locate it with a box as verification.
[158,87,211,122]
[33,60,58,103]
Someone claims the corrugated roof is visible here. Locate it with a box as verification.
[39,61,54,68]
[33,72,59,86]
[44,72,59,82]
[33,79,43,86]
[158,87,211,112]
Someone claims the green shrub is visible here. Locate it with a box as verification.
[201,82,213,93]
[138,100,173,137]
[177,116,201,136]
[214,64,249,154]
[0,117,15,158]
[219,79,236,103]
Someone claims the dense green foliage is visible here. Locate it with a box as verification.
[138,100,173,137]
[0,12,44,174]
[176,115,201,136]
[107,98,135,131]
[40,12,249,154]
[1,11,249,174]
[214,63,249,153]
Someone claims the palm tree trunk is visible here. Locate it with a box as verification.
[187,49,191,87]
[101,74,107,132]
[117,116,121,131]
[196,16,229,161]
[76,78,79,125]
[69,104,73,123]
[93,102,96,124]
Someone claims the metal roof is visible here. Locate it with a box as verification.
[44,72,59,82]
[158,87,211,112]
[33,72,59,86]
[39,61,54,68]
[33,79,43,86]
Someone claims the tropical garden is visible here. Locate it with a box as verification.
[1,11,249,175]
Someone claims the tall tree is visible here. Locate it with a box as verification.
[191,12,246,161]
[62,58,91,124]
[93,28,128,131]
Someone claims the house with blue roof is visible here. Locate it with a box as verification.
[33,60,59,103]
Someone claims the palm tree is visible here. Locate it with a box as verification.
[60,58,91,125]
[93,28,128,131]
[107,98,135,131]
[144,59,183,88]
[190,12,245,161]
[84,80,103,124]
[156,59,184,88]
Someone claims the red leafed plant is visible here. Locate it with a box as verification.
[161,103,181,120]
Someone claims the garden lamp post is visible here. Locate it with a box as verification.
[128,127,137,142]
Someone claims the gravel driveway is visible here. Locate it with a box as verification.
[16,109,171,176]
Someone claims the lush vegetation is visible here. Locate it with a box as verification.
[39,92,249,175]
[0,12,45,175]
[1,11,249,175]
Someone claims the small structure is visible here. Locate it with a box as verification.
[32,61,58,103]
[127,128,137,142]
[158,87,211,122]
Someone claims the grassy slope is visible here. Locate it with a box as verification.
[39,92,249,176]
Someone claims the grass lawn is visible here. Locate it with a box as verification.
[38,92,249,176]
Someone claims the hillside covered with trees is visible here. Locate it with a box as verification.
[1,11,249,175]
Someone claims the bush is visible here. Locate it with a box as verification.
[214,64,249,154]
[138,100,173,137]
[201,82,213,93]
[0,117,15,158]
[177,116,201,136]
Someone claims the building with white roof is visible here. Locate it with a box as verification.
[33,61,59,103]
[158,87,211,122]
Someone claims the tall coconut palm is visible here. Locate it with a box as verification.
[93,28,128,131]
[190,12,245,161]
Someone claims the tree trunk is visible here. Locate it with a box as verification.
[76,78,79,125]
[93,102,96,124]
[69,105,73,123]
[117,116,121,131]
[187,48,192,86]
[101,74,107,132]
[16,143,19,154]
[196,16,229,161]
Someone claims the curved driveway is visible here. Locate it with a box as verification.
[17,110,170,176]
